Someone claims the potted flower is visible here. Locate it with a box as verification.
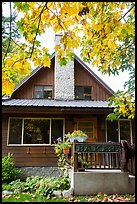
[65,130,88,142]
[55,138,71,155]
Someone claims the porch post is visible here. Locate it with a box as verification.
[73,140,78,172]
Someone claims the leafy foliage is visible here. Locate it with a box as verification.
[55,138,73,173]
[2,176,70,197]
[55,137,71,154]
[2,2,135,119]
[2,4,21,55]
[107,91,135,121]
[2,2,31,95]
[2,153,22,183]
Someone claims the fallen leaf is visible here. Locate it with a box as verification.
[74,199,80,202]
[103,197,108,201]
[97,192,103,196]
[15,196,20,199]
[3,195,11,199]
[69,197,74,201]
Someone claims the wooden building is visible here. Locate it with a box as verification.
[2,35,135,167]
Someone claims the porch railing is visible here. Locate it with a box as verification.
[71,141,135,175]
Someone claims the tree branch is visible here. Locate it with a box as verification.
[11,56,30,68]
[11,38,25,50]
[29,2,48,59]
[47,2,67,32]
[119,4,135,22]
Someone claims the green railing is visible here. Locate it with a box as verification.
[72,141,121,172]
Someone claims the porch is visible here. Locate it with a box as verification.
[67,141,135,195]
[71,141,135,175]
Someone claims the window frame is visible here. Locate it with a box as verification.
[76,118,97,142]
[118,119,133,143]
[106,119,133,143]
[33,85,53,99]
[7,117,65,146]
[75,86,92,100]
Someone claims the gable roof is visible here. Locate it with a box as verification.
[12,52,114,95]
[74,55,114,94]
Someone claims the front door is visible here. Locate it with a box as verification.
[74,117,98,166]
[75,117,97,142]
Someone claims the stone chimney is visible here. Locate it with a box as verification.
[54,34,74,100]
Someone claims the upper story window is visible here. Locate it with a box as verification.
[75,86,92,100]
[34,85,52,99]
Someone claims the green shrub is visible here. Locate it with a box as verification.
[8,179,26,193]
[2,175,70,197]
[2,153,21,183]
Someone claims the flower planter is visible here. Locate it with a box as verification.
[77,136,87,142]
[65,130,88,143]
[69,137,87,143]
[69,138,75,143]
[63,148,70,154]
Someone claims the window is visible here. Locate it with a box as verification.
[107,119,132,143]
[75,86,92,100]
[77,121,93,138]
[8,119,22,144]
[23,119,50,144]
[119,120,132,143]
[51,119,63,144]
[34,85,52,99]
[107,121,118,142]
[8,118,64,145]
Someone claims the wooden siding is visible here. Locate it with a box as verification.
[12,57,112,100]
[2,113,107,167]
[2,115,58,167]
[12,61,55,99]
[74,59,112,101]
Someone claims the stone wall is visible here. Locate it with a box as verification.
[54,34,74,100]
[18,167,63,179]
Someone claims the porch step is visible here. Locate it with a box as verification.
[70,170,135,195]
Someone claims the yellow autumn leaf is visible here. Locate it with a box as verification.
[34,59,41,67]
[27,34,34,42]
[43,57,51,68]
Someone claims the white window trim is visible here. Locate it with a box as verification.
[7,117,65,146]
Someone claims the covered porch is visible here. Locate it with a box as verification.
[67,141,135,195]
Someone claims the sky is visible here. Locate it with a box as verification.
[2,2,130,93]
[36,28,130,93]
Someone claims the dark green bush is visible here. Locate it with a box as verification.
[2,153,22,183]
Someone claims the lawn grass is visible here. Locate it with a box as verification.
[2,192,67,202]
[2,192,135,202]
